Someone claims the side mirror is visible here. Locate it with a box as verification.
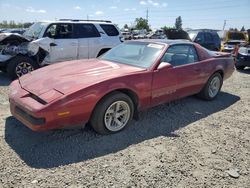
[157,62,173,70]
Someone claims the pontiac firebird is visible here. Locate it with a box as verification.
[9,40,235,134]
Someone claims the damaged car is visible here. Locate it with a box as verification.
[0,20,122,79]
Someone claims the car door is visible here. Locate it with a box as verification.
[151,44,205,106]
[44,23,78,64]
[75,23,101,59]
[151,62,179,107]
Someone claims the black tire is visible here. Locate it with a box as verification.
[198,73,223,101]
[235,65,245,70]
[7,56,39,80]
[90,92,134,134]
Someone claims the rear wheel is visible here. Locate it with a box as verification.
[198,73,223,100]
[7,56,39,80]
[90,92,134,134]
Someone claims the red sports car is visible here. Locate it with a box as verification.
[9,40,235,134]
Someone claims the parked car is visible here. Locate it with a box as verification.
[165,29,191,41]
[9,40,235,134]
[235,44,250,70]
[121,31,132,40]
[2,28,26,35]
[188,30,221,51]
[147,33,166,39]
[0,19,122,79]
[220,31,248,52]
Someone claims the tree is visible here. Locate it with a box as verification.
[135,17,149,31]
[124,24,129,29]
[175,16,182,30]
[240,26,245,32]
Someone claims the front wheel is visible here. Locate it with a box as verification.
[198,73,223,100]
[90,92,134,134]
[7,56,39,80]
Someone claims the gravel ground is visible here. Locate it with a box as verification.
[0,69,249,188]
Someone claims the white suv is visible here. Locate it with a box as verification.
[0,19,122,79]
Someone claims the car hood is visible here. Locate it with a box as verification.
[19,59,146,100]
[0,33,30,44]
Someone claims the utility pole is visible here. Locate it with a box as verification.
[146,8,148,22]
[223,20,226,31]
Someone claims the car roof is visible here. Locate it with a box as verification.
[126,39,194,46]
[38,20,113,24]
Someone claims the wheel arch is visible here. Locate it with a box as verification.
[96,48,111,57]
[90,88,139,121]
[213,69,224,79]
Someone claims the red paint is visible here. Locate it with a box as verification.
[9,41,235,131]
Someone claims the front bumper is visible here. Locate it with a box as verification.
[9,80,91,131]
[0,54,12,67]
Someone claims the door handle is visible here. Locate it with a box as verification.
[50,43,57,46]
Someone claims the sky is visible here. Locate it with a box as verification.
[0,0,249,30]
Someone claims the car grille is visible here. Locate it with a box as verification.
[15,106,45,125]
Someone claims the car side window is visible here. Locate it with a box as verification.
[100,24,119,36]
[74,24,100,38]
[45,24,73,39]
[161,45,198,66]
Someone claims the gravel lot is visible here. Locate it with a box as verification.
[0,69,249,188]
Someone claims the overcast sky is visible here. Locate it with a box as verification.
[0,0,249,30]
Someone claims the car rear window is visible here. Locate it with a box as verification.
[100,24,119,36]
[228,32,245,40]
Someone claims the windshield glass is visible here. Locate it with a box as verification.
[23,22,48,39]
[228,32,245,40]
[188,32,197,41]
[100,42,164,68]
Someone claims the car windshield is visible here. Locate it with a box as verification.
[228,32,245,40]
[100,42,164,68]
[188,32,197,41]
[23,22,48,39]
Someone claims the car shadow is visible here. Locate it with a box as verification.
[4,92,240,169]
[0,72,12,86]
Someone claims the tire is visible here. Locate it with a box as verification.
[90,92,134,134]
[7,56,39,80]
[235,65,245,70]
[198,73,223,101]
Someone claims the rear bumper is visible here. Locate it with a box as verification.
[236,54,250,66]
